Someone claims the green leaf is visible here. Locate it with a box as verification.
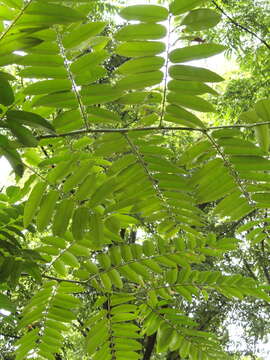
[0,293,15,312]
[88,107,120,123]
[169,44,226,63]
[60,251,80,268]
[108,269,123,289]
[181,9,222,31]
[255,98,270,122]
[90,212,105,248]
[24,2,85,23]
[24,79,72,95]
[62,162,92,193]
[116,92,162,105]
[116,41,166,57]
[120,5,168,22]
[239,110,270,152]
[0,135,24,177]
[63,22,107,49]
[116,71,163,91]
[115,24,166,41]
[75,174,97,201]
[71,207,89,240]
[74,65,106,86]
[52,199,75,236]
[170,0,204,15]
[37,190,59,232]
[0,71,16,81]
[168,92,215,112]
[24,181,47,227]
[7,110,54,132]
[7,123,38,147]
[100,273,112,291]
[81,84,122,105]
[0,0,22,10]
[18,54,64,67]
[169,65,224,82]
[0,79,14,106]
[70,50,109,74]
[33,91,76,109]
[165,104,205,128]
[117,56,165,75]
[53,109,84,132]
[168,80,218,96]
[84,260,99,275]
[157,323,174,353]
[119,265,142,284]
[19,66,67,79]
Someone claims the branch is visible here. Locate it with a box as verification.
[0,0,34,42]
[159,14,172,127]
[55,29,89,129]
[143,333,156,360]
[242,258,258,281]
[38,121,270,140]
[212,0,270,50]
[259,240,270,285]
[42,274,86,285]
[21,273,87,285]
[0,332,20,340]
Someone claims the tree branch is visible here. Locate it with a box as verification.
[259,240,270,285]
[212,0,270,50]
[42,274,86,285]
[38,121,270,140]
[143,333,156,360]
[242,258,258,281]
[21,273,87,285]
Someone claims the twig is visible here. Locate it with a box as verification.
[159,14,172,127]
[242,258,258,281]
[55,29,89,129]
[42,274,86,285]
[0,0,34,42]
[21,273,86,285]
[212,0,270,50]
[123,133,179,225]
[38,121,270,140]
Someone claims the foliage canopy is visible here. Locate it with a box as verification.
[0,0,269,359]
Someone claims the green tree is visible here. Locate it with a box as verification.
[0,1,269,360]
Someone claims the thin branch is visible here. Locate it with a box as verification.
[205,131,270,244]
[123,133,179,225]
[42,274,86,285]
[38,121,270,140]
[21,273,86,285]
[259,240,270,285]
[0,332,20,340]
[159,14,172,127]
[212,0,270,50]
[205,132,253,204]
[242,258,258,281]
[55,29,89,129]
[0,0,34,42]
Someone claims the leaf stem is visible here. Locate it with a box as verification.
[55,29,89,130]
[0,0,34,43]
[159,14,172,127]
[38,121,270,139]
